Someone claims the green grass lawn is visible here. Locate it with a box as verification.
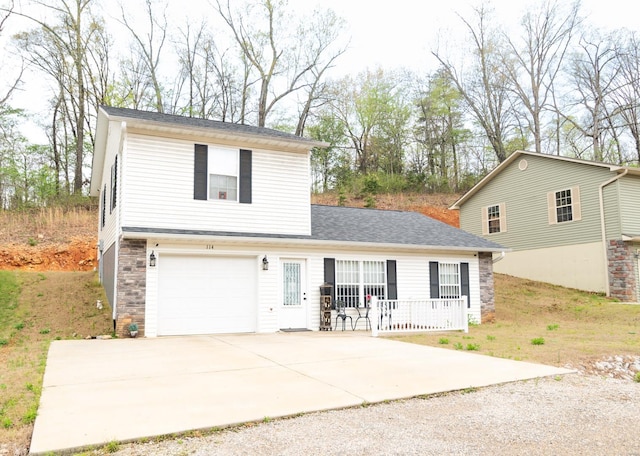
[0,271,112,450]
[391,274,640,367]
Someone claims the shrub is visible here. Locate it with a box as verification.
[531,337,545,345]
[466,343,480,351]
[438,338,449,345]
[547,324,559,331]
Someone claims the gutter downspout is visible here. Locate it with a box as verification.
[599,169,628,297]
[493,251,506,264]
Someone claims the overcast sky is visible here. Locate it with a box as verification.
[2,0,639,141]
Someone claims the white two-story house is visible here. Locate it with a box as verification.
[90,106,504,337]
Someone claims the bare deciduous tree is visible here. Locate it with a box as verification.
[214,0,347,130]
[0,0,24,105]
[612,31,640,164]
[433,4,514,163]
[12,0,101,194]
[502,0,581,154]
[119,0,168,113]
[564,34,620,162]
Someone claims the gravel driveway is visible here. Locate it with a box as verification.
[111,373,639,456]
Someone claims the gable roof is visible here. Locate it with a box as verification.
[122,205,505,253]
[450,150,640,209]
[98,106,327,148]
[310,205,504,251]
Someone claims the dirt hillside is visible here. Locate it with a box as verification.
[0,194,460,272]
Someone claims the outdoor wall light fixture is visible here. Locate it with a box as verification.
[262,255,269,270]
[149,251,156,267]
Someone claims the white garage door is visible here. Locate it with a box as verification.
[157,255,257,335]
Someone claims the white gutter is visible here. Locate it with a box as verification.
[493,251,506,264]
[599,169,628,297]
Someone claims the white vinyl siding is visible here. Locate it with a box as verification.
[122,134,311,235]
[143,241,483,336]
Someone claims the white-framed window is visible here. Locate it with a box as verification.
[336,260,386,307]
[482,203,506,235]
[438,262,460,299]
[208,147,238,201]
[547,186,581,225]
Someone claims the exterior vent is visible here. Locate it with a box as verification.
[518,159,528,171]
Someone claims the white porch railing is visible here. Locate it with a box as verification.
[371,297,468,335]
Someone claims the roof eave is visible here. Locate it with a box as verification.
[121,228,506,253]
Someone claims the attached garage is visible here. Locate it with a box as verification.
[157,255,257,335]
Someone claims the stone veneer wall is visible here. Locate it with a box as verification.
[115,239,147,337]
[478,252,496,323]
[607,240,638,302]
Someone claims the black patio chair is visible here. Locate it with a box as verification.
[334,300,353,331]
[354,303,371,331]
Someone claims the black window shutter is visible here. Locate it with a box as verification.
[101,185,106,228]
[386,260,397,300]
[239,149,252,204]
[429,261,440,299]
[111,155,118,210]
[460,262,470,308]
[194,144,208,200]
[323,258,335,304]
[109,163,113,214]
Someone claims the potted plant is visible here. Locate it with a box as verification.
[128,322,139,338]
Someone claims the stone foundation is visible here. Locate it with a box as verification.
[115,239,147,337]
[607,240,638,302]
[479,252,496,323]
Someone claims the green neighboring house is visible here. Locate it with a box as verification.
[451,150,640,303]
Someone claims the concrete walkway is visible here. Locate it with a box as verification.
[30,332,572,454]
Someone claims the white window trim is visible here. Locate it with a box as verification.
[208,147,239,202]
[481,203,507,235]
[438,262,461,299]
[547,186,581,225]
[335,259,386,308]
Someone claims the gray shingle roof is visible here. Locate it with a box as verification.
[123,205,505,252]
[310,205,504,250]
[99,106,326,147]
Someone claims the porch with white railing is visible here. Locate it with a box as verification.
[370,297,468,335]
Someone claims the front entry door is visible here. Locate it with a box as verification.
[280,259,307,329]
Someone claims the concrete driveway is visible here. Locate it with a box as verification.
[30,332,572,454]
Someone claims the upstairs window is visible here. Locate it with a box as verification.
[209,147,238,201]
[482,203,506,235]
[548,186,581,224]
[194,144,252,203]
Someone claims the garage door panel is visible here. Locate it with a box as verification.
[157,255,256,335]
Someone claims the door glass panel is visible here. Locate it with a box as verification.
[283,262,301,306]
